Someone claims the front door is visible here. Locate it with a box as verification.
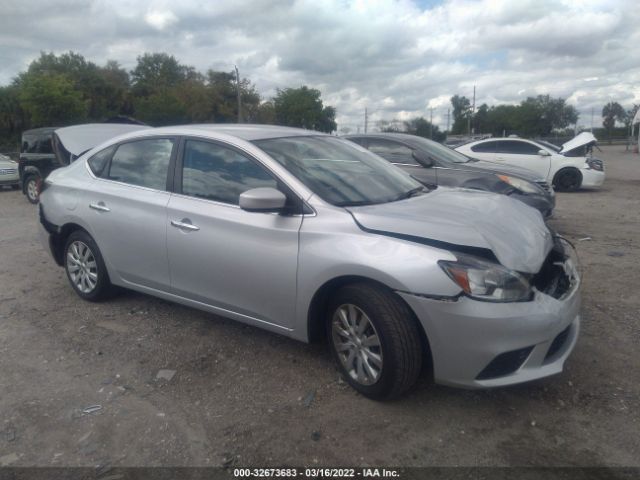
[166,138,302,328]
[494,140,551,178]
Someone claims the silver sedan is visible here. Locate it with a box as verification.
[38,124,581,399]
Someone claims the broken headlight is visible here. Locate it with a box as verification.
[439,254,532,302]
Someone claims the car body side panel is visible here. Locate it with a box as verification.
[293,203,461,341]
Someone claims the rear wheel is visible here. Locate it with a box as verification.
[553,168,582,192]
[327,283,422,400]
[64,230,114,301]
[24,174,41,204]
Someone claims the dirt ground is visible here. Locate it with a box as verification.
[0,145,638,469]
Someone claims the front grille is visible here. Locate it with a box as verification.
[0,168,17,175]
[545,325,571,362]
[476,346,534,380]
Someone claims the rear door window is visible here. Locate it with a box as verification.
[496,140,540,155]
[106,138,174,190]
[470,141,497,153]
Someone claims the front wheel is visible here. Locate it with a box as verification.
[327,283,423,400]
[553,168,582,192]
[64,230,114,301]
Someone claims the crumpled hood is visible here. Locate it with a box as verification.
[465,160,546,182]
[560,132,597,155]
[347,188,553,273]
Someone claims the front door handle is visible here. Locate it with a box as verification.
[171,219,200,231]
[89,202,110,212]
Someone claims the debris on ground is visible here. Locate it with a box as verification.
[311,431,321,441]
[82,405,102,415]
[578,237,592,242]
[155,369,176,382]
[607,251,625,257]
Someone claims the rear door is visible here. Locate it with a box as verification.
[466,140,497,161]
[494,140,551,178]
[166,138,302,329]
[85,137,175,291]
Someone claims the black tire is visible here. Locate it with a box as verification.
[327,282,422,400]
[24,174,41,204]
[64,230,114,302]
[11,184,20,190]
[553,168,582,192]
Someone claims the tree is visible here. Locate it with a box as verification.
[602,102,625,142]
[18,73,86,127]
[450,95,471,134]
[0,85,25,138]
[404,117,445,142]
[273,86,336,133]
[131,53,194,97]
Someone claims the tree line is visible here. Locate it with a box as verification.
[0,51,337,146]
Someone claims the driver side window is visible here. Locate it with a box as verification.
[366,139,418,165]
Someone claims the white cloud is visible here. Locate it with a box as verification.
[144,9,178,30]
[0,0,638,130]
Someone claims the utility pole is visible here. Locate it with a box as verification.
[364,107,368,134]
[429,107,433,139]
[446,108,450,134]
[234,65,242,123]
[471,85,476,135]
[590,107,594,133]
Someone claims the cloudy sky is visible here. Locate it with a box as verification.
[1,0,638,131]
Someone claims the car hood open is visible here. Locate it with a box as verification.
[347,188,553,274]
[560,132,597,155]
[53,124,151,165]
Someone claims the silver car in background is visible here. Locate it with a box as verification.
[38,125,581,399]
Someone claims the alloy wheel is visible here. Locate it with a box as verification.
[67,241,98,293]
[27,178,39,202]
[331,304,383,386]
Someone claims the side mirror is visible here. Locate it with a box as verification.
[538,149,551,156]
[412,150,434,167]
[239,187,287,212]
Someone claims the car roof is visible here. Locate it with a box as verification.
[344,132,424,142]
[177,124,329,141]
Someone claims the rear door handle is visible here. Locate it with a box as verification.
[171,219,200,231]
[89,202,110,212]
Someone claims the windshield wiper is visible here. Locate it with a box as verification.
[394,186,426,201]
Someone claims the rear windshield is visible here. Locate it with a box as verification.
[253,136,421,207]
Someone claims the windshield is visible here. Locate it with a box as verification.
[409,137,473,164]
[253,136,423,207]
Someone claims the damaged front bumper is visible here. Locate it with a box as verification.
[398,239,581,389]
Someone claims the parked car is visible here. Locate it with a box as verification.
[19,123,149,204]
[19,127,57,203]
[455,133,605,191]
[39,124,581,399]
[344,133,555,218]
[0,154,20,189]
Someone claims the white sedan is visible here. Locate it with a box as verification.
[0,154,20,189]
[455,133,605,191]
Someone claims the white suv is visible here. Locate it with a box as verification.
[455,133,605,191]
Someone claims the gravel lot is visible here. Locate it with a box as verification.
[0,145,638,468]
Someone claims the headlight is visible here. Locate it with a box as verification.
[587,158,604,171]
[497,175,541,194]
[439,254,532,302]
